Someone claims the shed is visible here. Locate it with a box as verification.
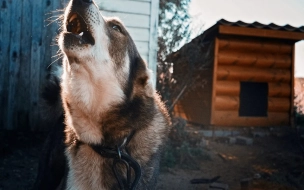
[168,19,304,127]
[0,0,159,130]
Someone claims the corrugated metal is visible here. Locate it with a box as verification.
[217,19,304,33]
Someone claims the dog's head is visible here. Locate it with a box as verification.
[59,0,153,110]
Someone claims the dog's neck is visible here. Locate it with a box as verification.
[61,59,128,145]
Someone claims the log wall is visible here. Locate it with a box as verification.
[211,37,293,126]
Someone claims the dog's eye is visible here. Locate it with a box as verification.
[112,25,121,32]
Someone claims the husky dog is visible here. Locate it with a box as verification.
[34,0,171,189]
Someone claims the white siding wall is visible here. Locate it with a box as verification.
[96,0,159,85]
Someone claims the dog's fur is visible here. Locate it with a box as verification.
[34,0,171,189]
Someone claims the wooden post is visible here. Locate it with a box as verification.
[0,0,11,129]
[148,0,159,86]
[291,45,295,127]
[30,0,43,130]
[16,0,33,130]
[7,0,22,130]
[210,38,219,125]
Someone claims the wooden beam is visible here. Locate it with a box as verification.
[268,83,291,97]
[219,25,304,41]
[216,81,239,96]
[215,96,239,111]
[291,45,295,127]
[213,111,289,126]
[268,97,290,112]
[210,38,219,125]
[97,0,151,15]
[101,10,150,29]
[218,37,292,53]
[217,66,291,83]
[218,50,291,69]
[127,27,150,42]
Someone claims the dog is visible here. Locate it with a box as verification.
[33,0,171,189]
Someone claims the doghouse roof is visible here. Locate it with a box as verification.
[167,19,304,62]
[202,19,304,41]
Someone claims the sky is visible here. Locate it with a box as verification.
[188,0,304,77]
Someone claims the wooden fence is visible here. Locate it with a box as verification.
[0,0,68,130]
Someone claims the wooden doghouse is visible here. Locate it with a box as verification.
[168,19,304,127]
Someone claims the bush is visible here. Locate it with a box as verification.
[161,118,210,170]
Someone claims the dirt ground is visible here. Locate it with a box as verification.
[1,127,304,190]
[157,130,304,190]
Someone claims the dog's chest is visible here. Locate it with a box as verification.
[66,145,116,190]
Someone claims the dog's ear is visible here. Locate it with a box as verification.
[133,59,155,98]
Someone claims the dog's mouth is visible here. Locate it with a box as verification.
[66,12,95,45]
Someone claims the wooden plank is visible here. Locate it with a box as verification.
[134,41,149,55]
[268,97,290,112]
[268,83,290,97]
[218,37,292,54]
[0,0,11,129]
[218,50,291,69]
[216,81,239,96]
[217,66,291,83]
[128,27,150,42]
[97,0,151,15]
[210,38,219,125]
[213,110,289,127]
[40,0,56,94]
[219,25,304,41]
[16,0,33,130]
[6,0,22,129]
[101,10,150,28]
[30,0,43,130]
[215,95,239,111]
[148,0,159,86]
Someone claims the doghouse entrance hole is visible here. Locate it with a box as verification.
[239,82,268,117]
